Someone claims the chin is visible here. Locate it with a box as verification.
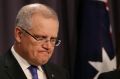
[35,59,49,66]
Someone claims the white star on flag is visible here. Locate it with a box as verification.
[88,48,116,79]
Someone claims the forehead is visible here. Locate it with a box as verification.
[29,13,59,36]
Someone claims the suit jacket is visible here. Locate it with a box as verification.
[0,50,69,79]
[98,70,120,79]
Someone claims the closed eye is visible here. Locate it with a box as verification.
[34,35,47,41]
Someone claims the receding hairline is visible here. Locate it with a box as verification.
[23,3,58,18]
[15,3,59,29]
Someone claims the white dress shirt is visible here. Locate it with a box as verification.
[11,46,47,79]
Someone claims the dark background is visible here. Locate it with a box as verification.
[109,0,120,68]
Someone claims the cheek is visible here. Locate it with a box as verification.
[33,46,54,58]
[24,44,55,65]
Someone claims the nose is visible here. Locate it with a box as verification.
[42,40,53,50]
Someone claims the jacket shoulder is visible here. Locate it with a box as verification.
[98,69,120,79]
[43,62,70,79]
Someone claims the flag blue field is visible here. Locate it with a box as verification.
[74,0,116,79]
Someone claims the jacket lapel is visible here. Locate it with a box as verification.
[3,50,27,79]
[42,64,56,79]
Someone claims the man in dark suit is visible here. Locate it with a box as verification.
[98,70,120,79]
[0,3,69,79]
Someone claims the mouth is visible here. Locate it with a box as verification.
[38,51,50,54]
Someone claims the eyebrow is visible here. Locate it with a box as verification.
[20,27,57,40]
[33,34,57,39]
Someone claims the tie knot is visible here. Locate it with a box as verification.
[28,65,38,79]
[28,65,38,72]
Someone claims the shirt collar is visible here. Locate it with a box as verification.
[11,46,44,72]
[11,46,30,70]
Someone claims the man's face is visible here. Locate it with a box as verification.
[15,14,59,66]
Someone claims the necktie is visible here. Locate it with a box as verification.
[28,65,38,79]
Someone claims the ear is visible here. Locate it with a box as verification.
[14,27,22,43]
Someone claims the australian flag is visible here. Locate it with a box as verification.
[74,0,116,79]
